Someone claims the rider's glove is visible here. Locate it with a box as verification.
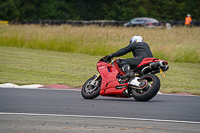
[105,55,112,61]
[105,53,114,61]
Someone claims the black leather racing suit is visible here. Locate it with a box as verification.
[111,42,153,70]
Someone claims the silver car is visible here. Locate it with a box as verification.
[124,17,163,27]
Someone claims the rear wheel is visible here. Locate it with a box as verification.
[132,74,160,101]
[81,75,101,99]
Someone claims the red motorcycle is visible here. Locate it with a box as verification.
[81,56,169,101]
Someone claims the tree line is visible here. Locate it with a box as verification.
[0,0,199,22]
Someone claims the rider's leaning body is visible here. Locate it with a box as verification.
[106,35,153,77]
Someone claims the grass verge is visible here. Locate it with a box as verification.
[0,46,199,95]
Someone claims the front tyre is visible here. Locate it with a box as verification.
[81,75,101,99]
[132,74,160,101]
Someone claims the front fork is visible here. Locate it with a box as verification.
[90,74,101,86]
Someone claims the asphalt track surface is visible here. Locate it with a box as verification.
[0,87,200,133]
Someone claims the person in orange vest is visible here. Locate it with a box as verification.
[185,14,192,27]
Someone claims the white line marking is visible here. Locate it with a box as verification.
[0,83,43,88]
[0,112,199,124]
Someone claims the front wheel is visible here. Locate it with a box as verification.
[81,75,101,99]
[132,74,160,101]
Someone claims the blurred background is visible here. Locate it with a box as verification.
[0,0,199,26]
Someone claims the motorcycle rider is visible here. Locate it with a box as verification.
[106,35,153,78]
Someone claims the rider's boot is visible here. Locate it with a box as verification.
[120,65,134,79]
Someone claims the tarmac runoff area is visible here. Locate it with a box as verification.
[0,83,196,96]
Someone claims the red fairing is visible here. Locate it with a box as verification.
[97,61,128,97]
[137,58,168,67]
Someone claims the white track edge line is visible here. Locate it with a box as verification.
[0,112,199,124]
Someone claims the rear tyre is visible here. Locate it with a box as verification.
[81,75,101,99]
[132,74,160,101]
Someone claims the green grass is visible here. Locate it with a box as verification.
[0,46,100,87]
[0,25,200,63]
[158,62,200,95]
[0,46,200,95]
